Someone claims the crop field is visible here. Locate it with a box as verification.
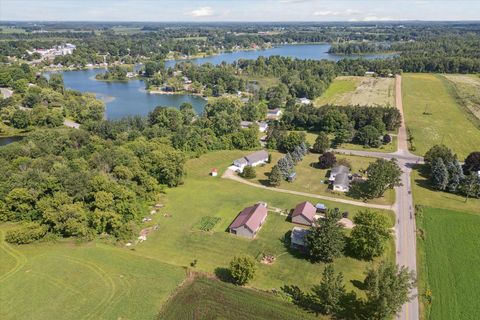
[402,73,480,159]
[251,151,396,206]
[315,76,395,107]
[416,207,480,320]
[0,230,185,320]
[157,276,319,320]
[443,74,480,121]
[193,216,222,231]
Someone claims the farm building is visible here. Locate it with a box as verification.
[233,150,269,172]
[291,201,316,226]
[210,168,218,177]
[229,203,268,239]
[290,227,310,249]
[333,173,350,192]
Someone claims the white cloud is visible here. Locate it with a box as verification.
[186,6,214,17]
[362,16,395,21]
[314,9,360,16]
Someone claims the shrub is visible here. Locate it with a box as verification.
[318,152,336,169]
[240,165,256,179]
[229,256,257,285]
[5,223,48,244]
[383,134,392,144]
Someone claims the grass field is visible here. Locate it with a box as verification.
[0,150,395,319]
[134,150,394,293]
[412,165,480,215]
[443,74,480,121]
[158,276,320,320]
[402,73,480,159]
[250,151,396,206]
[314,76,395,107]
[416,207,480,320]
[0,230,186,320]
[237,74,280,88]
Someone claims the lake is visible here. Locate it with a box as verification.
[0,136,24,146]
[51,44,396,120]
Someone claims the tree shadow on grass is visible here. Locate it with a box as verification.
[280,230,309,261]
[258,171,271,187]
[214,267,234,283]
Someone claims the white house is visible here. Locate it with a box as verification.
[233,150,269,172]
[266,108,283,120]
[333,173,350,192]
[298,97,311,105]
[258,121,269,133]
[329,165,350,182]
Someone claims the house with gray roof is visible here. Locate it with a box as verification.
[229,203,268,239]
[329,165,350,181]
[291,226,310,249]
[233,150,269,172]
[333,173,350,192]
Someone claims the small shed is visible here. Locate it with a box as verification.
[287,172,297,182]
[211,168,218,177]
[315,203,327,213]
[291,227,310,249]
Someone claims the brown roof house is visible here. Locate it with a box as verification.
[229,203,268,239]
[291,201,316,226]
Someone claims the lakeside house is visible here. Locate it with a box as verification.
[291,201,316,225]
[229,203,268,239]
[240,121,269,133]
[266,108,283,120]
[291,227,310,249]
[233,150,269,172]
[298,97,311,105]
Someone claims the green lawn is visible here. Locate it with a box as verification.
[251,151,395,206]
[157,276,320,320]
[135,150,395,293]
[402,73,480,159]
[0,230,185,320]
[416,207,480,320]
[314,76,358,106]
[411,165,480,215]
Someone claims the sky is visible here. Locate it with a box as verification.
[0,0,479,22]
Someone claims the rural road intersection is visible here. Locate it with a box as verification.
[223,75,420,320]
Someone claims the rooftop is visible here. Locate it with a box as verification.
[229,203,268,233]
[292,201,316,222]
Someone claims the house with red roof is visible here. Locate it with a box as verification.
[291,201,316,226]
[229,203,268,239]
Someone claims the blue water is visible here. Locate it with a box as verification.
[165,43,396,67]
[0,136,24,146]
[49,44,396,120]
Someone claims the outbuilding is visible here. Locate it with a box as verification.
[290,227,310,249]
[291,201,316,226]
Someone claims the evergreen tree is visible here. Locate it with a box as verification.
[277,156,293,178]
[268,165,283,187]
[446,160,464,192]
[312,132,330,154]
[430,157,449,191]
[312,264,346,315]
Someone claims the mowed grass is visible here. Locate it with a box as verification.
[315,76,395,107]
[416,207,480,320]
[0,230,185,320]
[443,74,480,121]
[135,150,395,293]
[158,276,320,320]
[402,73,480,159]
[411,165,480,215]
[251,151,395,206]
